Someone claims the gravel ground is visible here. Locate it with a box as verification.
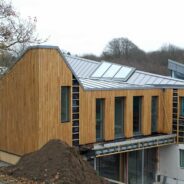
[0,161,10,184]
[0,162,9,168]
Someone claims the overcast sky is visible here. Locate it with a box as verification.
[13,0,184,56]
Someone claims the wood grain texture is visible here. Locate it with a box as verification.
[0,50,40,155]
[37,48,72,148]
[0,48,72,156]
[162,89,173,133]
[0,150,20,164]
[79,88,169,145]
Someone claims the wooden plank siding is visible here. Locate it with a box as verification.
[162,89,173,133]
[0,48,73,156]
[79,88,172,144]
[37,48,72,149]
[0,47,182,156]
[0,50,40,155]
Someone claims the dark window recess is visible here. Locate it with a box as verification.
[151,96,158,133]
[133,96,142,135]
[173,108,177,114]
[179,132,184,136]
[96,99,104,141]
[96,154,120,181]
[73,79,79,86]
[73,113,79,120]
[73,127,79,132]
[73,106,79,113]
[61,86,70,122]
[173,96,178,101]
[180,97,184,116]
[115,97,124,138]
[73,100,79,106]
[173,125,177,130]
[72,133,79,139]
[73,140,79,146]
[173,103,177,108]
[173,114,177,119]
[73,87,79,93]
[73,93,79,99]
[73,120,79,126]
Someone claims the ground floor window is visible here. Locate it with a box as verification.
[94,148,157,184]
[96,154,120,181]
[180,149,184,168]
[128,148,157,184]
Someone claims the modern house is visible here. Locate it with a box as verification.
[0,46,184,184]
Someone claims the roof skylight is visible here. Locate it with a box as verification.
[91,61,135,81]
[102,64,121,78]
[91,62,111,78]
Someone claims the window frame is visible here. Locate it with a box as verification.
[133,96,142,135]
[115,97,125,139]
[96,98,105,141]
[61,86,70,123]
[151,96,158,133]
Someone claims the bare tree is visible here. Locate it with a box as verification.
[0,0,44,56]
[102,37,142,59]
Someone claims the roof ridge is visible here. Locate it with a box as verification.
[63,53,100,64]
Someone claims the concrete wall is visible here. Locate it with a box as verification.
[159,144,184,184]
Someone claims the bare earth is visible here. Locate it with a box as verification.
[0,140,108,184]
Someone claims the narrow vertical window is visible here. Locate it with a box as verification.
[133,96,142,135]
[115,97,124,138]
[96,99,104,141]
[180,97,184,116]
[180,150,184,168]
[151,96,158,133]
[61,86,70,122]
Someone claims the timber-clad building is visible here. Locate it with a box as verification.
[1,46,184,184]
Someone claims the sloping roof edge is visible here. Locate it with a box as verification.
[0,45,87,90]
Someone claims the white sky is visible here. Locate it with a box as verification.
[13,0,184,56]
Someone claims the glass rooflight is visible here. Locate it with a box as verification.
[91,62,111,78]
[102,64,121,78]
[114,66,133,79]
[91,61,135,81]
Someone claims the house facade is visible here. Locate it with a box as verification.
[0,46,184,183]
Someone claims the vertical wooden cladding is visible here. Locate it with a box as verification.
[79,88,169,145]
[162,89,173,133]
[0,48,73,156]
[38,48,72,148]
[0,50,39,155]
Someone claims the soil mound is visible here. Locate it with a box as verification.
[3,140,107,184]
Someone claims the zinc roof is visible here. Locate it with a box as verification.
[63,53,184,90]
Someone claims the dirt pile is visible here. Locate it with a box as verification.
[3,140,107,184]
